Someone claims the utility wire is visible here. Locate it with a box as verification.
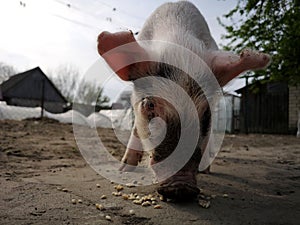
[50,0,142,32]
[16,0,142,33]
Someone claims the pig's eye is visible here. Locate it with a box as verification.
[141,97,145,101]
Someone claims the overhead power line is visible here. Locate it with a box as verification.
[16,0,143,32]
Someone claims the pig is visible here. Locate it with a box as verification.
[97,1,270,200]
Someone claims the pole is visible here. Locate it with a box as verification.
[244,76,249,134]
[41,80,45,118]
[231,95,235,133]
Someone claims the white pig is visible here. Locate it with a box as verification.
[97,1,270,200]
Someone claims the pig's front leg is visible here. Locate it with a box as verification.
[119,127,144,172]
[207,49,271,86]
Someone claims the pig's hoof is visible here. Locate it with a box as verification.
[157,183,200,200]
[199,166,210,174]
[240,49,271,68]
[119,163,137,172]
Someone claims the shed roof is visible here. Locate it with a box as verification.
[0,67,68,103]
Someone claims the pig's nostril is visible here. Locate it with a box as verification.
[148,102,155,109]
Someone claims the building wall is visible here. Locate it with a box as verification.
[238,83,289,134]
[289,86,300,133]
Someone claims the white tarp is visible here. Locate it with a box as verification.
[87,112,112,128]
[44,110,90,126]
[0,101,41,120]
[0,101,133,130]
[100,109,133,130]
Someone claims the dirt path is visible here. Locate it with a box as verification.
[0,119,299,225]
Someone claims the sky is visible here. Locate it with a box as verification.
[0,0,241,101]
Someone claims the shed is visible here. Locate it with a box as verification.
[0,67,68,113]
[236,81,299,134]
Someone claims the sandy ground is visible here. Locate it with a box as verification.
[0,118,299,225]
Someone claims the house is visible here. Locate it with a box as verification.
[0,67,68,113]
[236,81,300,134]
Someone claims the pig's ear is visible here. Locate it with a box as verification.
[97,31,149,81]
[208,50,271,86]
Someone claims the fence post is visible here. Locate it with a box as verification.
[244,76,249,134]
[40,79,45,118]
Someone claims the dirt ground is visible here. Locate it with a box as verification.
[0,118,299,225]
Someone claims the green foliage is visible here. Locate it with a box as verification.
[218,0,300,85]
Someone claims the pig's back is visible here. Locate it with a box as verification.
[138,1,218,50]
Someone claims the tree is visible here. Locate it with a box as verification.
[49,65,109,106]
[74,80,110,106]
[0,62,18,83]
[218,0,300,85]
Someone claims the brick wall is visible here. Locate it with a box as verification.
[289,86,300,132]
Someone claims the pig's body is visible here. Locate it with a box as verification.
[136,1,216,175]
[138,1,218,50]
[98,1,270,200]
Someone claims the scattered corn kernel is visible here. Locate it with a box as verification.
[198,200,210,209]
[95,203,105,211]
[129,209,135,215]
[105,215,112,221]
[133,200,142,205]
[96,184,101,188]
[100,195,107,199]
[71,199,76,204]
[77,199,82,203]
[112,192,122,197]
[128,196,136,200]
[122,194,129,200]
[114,184,124,191]
[154,204,162,209]
[159,196,166,202]
[223,194,229,198]
[141,201,151,207]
